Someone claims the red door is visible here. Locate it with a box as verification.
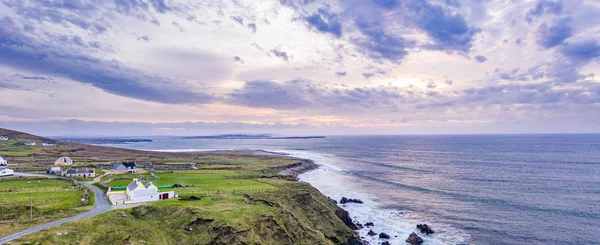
[161,193,169,200]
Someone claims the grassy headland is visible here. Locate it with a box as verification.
[0,128,362,245]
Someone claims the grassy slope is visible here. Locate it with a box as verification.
[0,177,93,237]
[16,180,356,245]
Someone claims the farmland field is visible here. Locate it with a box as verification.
[106,171,277,194]
[0,177,93,237]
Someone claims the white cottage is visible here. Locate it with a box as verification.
[0,155,7,166]
[25,141,36,146]
[125,178,174,203]
[0,136,8,141]
[0,168,14,177]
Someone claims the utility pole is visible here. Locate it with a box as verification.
[30,192,32,224]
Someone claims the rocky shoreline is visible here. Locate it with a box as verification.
[287,158,435,245]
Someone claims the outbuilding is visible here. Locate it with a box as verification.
[0,155,7,166]
[47,166,62,175]
[63,168,95,178]
[55,156,73,166]
[0,168,14,177]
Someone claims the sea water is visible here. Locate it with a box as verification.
[103,134,600,244]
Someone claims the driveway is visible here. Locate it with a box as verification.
[0,173,136,244]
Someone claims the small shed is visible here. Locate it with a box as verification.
[0,155,7,166]
[0,168,14,177]
[55,156,73,166]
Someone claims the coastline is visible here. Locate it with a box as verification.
[282,150,468,245]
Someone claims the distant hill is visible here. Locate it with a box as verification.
[181,134,326,140]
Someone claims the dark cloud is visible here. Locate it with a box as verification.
[230,16,244,25]
[404,0,480,52]
[247,23,257,33]
[270,48,290,61]
[233,56,245,63]
[336,71,347,77]
[0,17,213,104]
[305,8,342,38]
[475,55,487,63]
[445,0,461,8]
[149,0,171,14]
[372,0,401,9]
[526,0,563,22]
[559,40,600,62]
[445,80,453,85]
[354,19,409,63]
[536,18,572,49]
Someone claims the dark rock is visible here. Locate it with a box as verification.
[365,222,374,227]
[340,197,364,204]
[379,232,391,239]
[417,224,435,235]
[355,222,364,229]
[335,207,359,230]
[344,235,365,245]
[184,227,193,232]
[406,232,424,245]
[381,242,391,245]
[367,230,376,236]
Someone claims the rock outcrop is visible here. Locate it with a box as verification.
[340,197,364,204]
[406,232,424,245]
[379,232,390,239]
[417,224,434,235]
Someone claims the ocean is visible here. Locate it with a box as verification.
[103,134,600,244]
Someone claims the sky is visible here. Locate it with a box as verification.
[0,0,599,136]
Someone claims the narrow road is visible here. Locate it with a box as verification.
[0,173,128,244]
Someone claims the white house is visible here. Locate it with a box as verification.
[24,141,36,146]
[124,178,174,203]
[114,162,136,173]
[0,168,14,177]
[0,136,8,141]
[42,141,56,146]
[0,155,7,166]
[47,166,61,175]
[55,156,73,166]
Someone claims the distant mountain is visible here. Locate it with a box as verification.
[180,134,326,140]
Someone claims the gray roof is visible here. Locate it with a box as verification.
[127,180,139,191]
[66,168,94,174]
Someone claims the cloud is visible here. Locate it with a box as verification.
[335,71,347,77]
[305,8,342,38]
[475,55,487,63]
[526,0,563,22]
[536,18,572,49]
[247,23,257,33]
[559,40,600,62]
[0,17,214,104]
[230,16,244,25]
[270,48,290,61]
[353,19,409,63]
[233,56,245,63]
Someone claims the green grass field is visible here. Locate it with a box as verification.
[0,177,93,237]
[0,140,40,156]
[106,171,277,194]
